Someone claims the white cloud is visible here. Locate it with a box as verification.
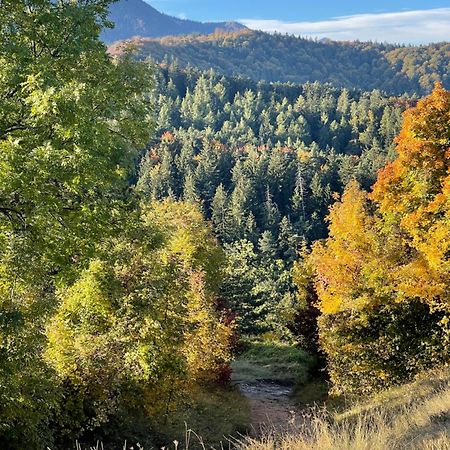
[240,8,450,44]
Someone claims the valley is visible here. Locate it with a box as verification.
[0,1,448,449]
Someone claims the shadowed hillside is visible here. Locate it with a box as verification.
[102,0,246,43]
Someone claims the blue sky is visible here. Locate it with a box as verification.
[149,0,450,44]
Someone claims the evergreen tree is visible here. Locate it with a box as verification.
[211,184,231,241]
[263,187,281,233]
[278,216,298,262]
[183,170,200,204]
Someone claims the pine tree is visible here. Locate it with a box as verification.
[195,143,219,207]
[337,88,350,116]
[258,230,277,261]
[183,170,200,205]
[211,184,231,241]
[292,162,307,222]
[244,212,258,243]
[278,216,298,262]
[263,187,281,232]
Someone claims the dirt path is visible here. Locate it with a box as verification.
[234,380,305,436]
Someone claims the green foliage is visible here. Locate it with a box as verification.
[45,201,233,443]
[291,257,322,358]
[0,0,152,446]
[221,239,296,337]
[2,2,448,447]
[0,0,153,281]
[320,301,449,395]
[232,339,313,385]
[137,66,405,339]
[0,274,58,448]
[143,67,405,234]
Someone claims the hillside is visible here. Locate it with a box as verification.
[141,65,405,246]
[102,0,246,43]
[2,1,450,448]
[109,30,450,95]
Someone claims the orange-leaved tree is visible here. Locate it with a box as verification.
[372,83,450,306]
[301,85,450,395]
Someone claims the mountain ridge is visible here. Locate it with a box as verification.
[108,30,450,96]
[102,0,247,43]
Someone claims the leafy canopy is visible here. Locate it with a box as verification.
[0,0,153,281]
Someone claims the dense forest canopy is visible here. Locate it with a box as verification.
[136,65,406,335]
[145,65,407,229]
[109,30,450,95]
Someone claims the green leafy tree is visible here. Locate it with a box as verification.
[0,0,153,278]
[0,1,153,446]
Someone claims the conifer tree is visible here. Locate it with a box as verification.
[183,170,201,205]
[211,184,231,241]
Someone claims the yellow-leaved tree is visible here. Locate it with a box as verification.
[302,85,450,395]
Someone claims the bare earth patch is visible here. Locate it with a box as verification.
[235,380,304,435]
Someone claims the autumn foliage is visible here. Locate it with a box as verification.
[372,83,450,294]
[45,201,232,439]
[304,85,450,394]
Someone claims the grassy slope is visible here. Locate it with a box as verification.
[239,367,450,450]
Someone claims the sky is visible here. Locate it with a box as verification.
[149,0,450,44]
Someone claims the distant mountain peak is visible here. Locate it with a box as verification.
[102,0,247,44]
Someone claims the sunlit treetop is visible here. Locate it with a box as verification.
[0,0,153,281]
[372,83,450,274]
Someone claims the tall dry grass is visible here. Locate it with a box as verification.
[238,368,450,450]
[69,368,450,450]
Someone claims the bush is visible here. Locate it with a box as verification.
[320,301,449,395]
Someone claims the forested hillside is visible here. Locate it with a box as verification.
[1,1,449,449]
[138,67,450,447]
[109,31,450,95]
[137,66,406,335]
